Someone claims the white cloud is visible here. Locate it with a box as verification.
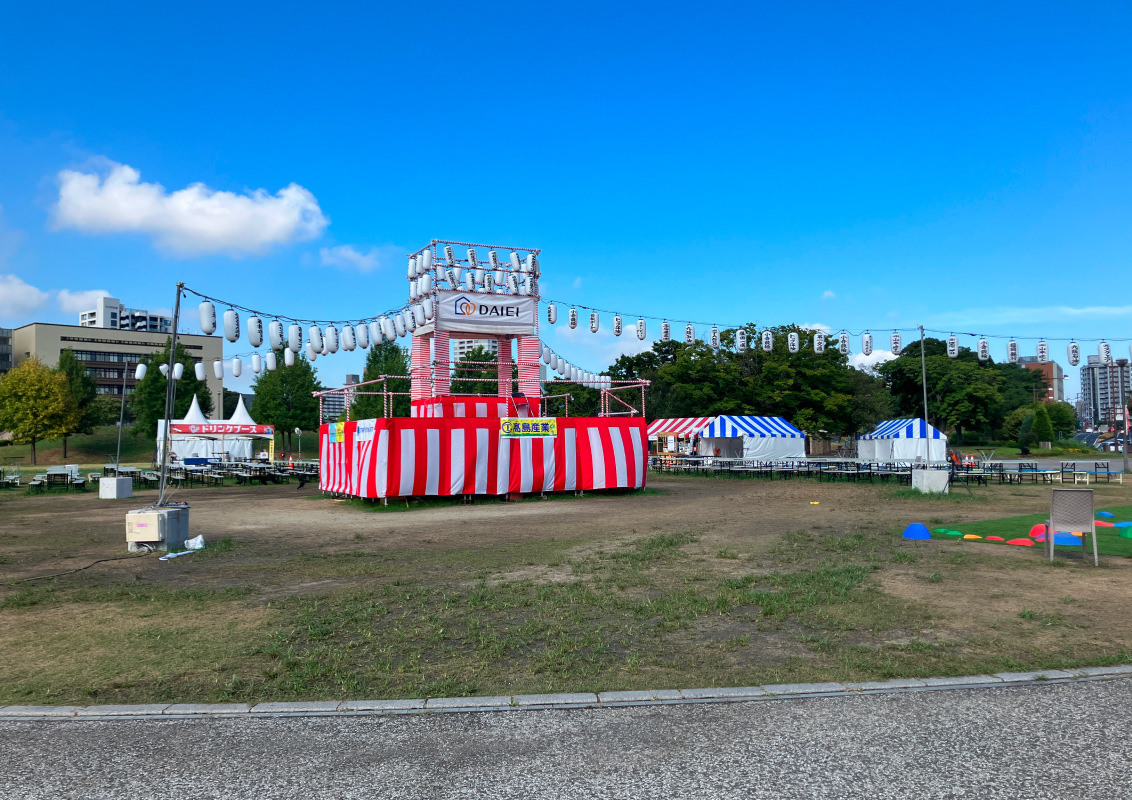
[802,322,831,335]
[57,288,111,313]
[822,290,836,299]
[53,161,329,256]
[849,349,896,372]
[0,274,50,318]
[553,323,653,371]
[572,277,583,289]
[319,244,400,273]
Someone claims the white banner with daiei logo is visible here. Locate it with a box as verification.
[434,290,537,335]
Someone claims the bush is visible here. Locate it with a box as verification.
[1032,405,1054,444]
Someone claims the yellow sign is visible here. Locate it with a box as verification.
[329,422,346,443]
[500,418,557,438]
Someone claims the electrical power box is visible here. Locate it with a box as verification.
[126,506,190,551]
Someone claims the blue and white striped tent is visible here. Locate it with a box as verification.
[858,418,947,462]
[696,415,806,459]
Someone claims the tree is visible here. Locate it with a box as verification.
[1046,402,1078,438]
[252,353,323,452]
[55,348,98,458]
[222,388,245,418]
[131,340,214,438]
[0,357,80,465]
[1032,404,1054,444]
[1017,412,1035,450]
[90,393,134,426]
[1000,406,1031,442]
[349,340,410,420]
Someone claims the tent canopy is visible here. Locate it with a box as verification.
[696,415,806,460]
[698,415,804,438]
[860,419,943,440]
[858,418,947,462]
[158,393,271,460]
[647,417,712,439]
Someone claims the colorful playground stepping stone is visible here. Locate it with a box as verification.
[963,534,982,540]
[1097,511,1115,518]
[1119,530,1132,540]
[902,522,932,540]
[1115,521,1132,528]
[942,530,964,536]
[932,528,950,534]
[1006,538,1034,546]
[1029,524,1046,538]
[1095,520,1114,527]
[986,536,1005,541]
[1053,532,1083,546]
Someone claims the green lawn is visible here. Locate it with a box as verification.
[928,504,1132,557]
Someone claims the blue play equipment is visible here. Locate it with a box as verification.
[1052,532,1083,546]
[1097,511,1115,518]
[1114,521,1132,528]
[902,522,932,540]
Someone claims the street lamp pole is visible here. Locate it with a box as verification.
[918,325,930,465]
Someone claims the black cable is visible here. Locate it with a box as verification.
[5,552,153,585]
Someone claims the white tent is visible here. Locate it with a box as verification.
[158,395,274,461]
[858,418,947,462]
[695,416,806,460]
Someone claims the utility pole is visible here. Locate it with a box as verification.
[114,358,129,466]
[918,325,930,465]
[156,283,184,507]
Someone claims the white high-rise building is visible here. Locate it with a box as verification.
[79,296,173,334]
[453,339,499,360]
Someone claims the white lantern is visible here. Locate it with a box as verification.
[1099,341,1113,364]
[288,323,302,353]
[231,357,242,377]
[407,256,418,279]
[306,343,318,361]
[510,252,522,271]
[661,321,671,342]
[1067,341,1080,367]
[890,331,902,356]
[1007,339,1019,363]
[488,250,500,270]
[613,316,623,337]
[547,303,557,324]
[409,280,418,301]
[268,320,284,350]
[325,325,339,353]
[785,331,797,353]
[444,244,456,266]
[213,360,224,380]
[947,335,959,358]
[394,314,407,338]
[590,311,600,333]
[266,351,277,371]
[445,266,459,289]
[862,332,873,356]
[814,333,825,354]
[321,344,329,356]
[542,345,551,363]
[158,363,169,377]
[247,316,263,348]
[194,362,206,381]
[420,273,433,294]
[284,348,295,367]
[977,338,990,361]
[711,326,721,350]
[423,298,435,320]
[465,272,476,292]
[341,325,356,351]
[308,325,323,352]
[356,323,370,349]
[685,324,695,344]
[636,318,646,341]
[134,363,147,381]
[838,332,850,355]
[736,329,747,353]
[172,362,183,380]
[199,301,216,335]
[223,309,240,342]
[522,253,535,273]
[413,304,426,326]
[507,273,520,294]
[380,316,395,342]
[252,354,262,373]
[484,271,496,293]
[762,330,773,352]
[468,247,479,269]
[420,249,433,271]
[522,275,534,295]
[1036,340,1048,363]
[568,308,578,329]
[404,309,416,332]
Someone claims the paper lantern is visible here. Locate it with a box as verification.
[194,362,206,381]
[284,348,295,367]
[522,275,534,295]
[288,324,302,353]
[445,266,459,289]
[404,309,416,332]
[321,344,329,356]
[422,298,435,320]
[134,363,147,381]
[409,280,418,301]
[522,253,535,273]
[341,325,356,351]
[510,251,522,271]
[661,321,671,342]
[407,256,417,279]
[862,332,873,356]
[946,335,959,358]
[736,329,747,352]
[467,248,479,270]
[159,363,169,377]
[787,331,799,353]
[977,338,990,361]
[890,331,902,356]
[393,314,407,337]
[306,343,318,361]
[551,353,559,371]
[268,320,284,350]
[590,311,600,333]
[542,345,551,364]
[266,351,277,371]
[488,250,500,271]
[838,332,850,355]
[231,357,242,378]
[308,325,323,352]
[325,325,339,353]
[252,354,262,373]
[247,316,263,348]
[685,324,696,344]
[1099,341,1113,364]
[420,273,432,293]
[814,333,825,354]
[474,268,485,288]
[411,304,425,326]
[465,272,476,292]
[420,249,432,271]
[484,271,496,293]
[507,273,520,294]
[172,362,184,380]
[762,330,773,352]
[223,309,240,342]
[213,360,224,380]
[380,316,395,342]
[569,308,578,329]
[1036,340,1048,363]
[547,303,557,324]
[530,255,540,276]
[444,244,456,266]
[1007,339,1019,363]
[636,318,646,341]
[613,315,623,337]
[198,301,216,335]
[1067,341,1080,366]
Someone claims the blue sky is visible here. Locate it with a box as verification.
[2,1,1130,397]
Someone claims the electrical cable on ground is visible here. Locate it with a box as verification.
[5,551,153,585]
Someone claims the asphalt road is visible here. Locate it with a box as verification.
[3,680,1130,799]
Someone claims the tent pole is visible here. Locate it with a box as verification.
[918,324,930,465]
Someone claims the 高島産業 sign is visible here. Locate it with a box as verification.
[500,418,557,437]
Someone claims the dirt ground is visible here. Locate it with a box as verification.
[1,475,1130,705]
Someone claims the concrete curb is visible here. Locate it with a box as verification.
[2,666,1129,721]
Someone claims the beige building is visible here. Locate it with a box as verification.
[13,323,224,419]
